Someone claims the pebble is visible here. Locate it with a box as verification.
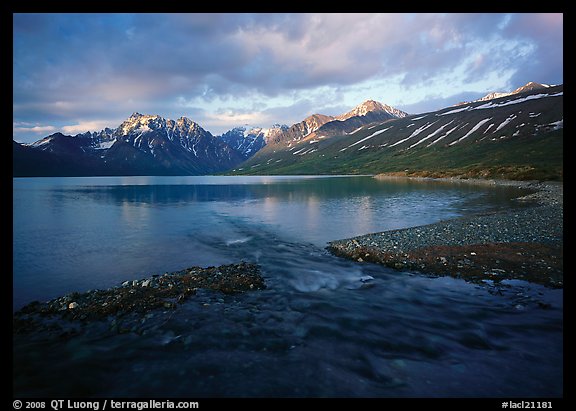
[327,181,563,288]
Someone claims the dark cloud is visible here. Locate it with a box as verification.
[503,14,563,87]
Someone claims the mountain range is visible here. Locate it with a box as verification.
[14,113,258,176]
[13,100,403,176]
[13,82,563,180]
[264,100,407,148]
[235,82,563,180]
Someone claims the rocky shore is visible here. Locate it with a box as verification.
[327,179,563,288]
[14,262,266,334]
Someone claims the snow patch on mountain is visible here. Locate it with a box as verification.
[340,126,393,151]
[449,118,493,146]
[458,82,555,107]
[408,120,455,149]
[426,123,460,147]
[475,92,563,110]
[494,114,517,133]
[390,121,439,148]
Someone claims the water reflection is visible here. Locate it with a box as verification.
[47,175,533,211]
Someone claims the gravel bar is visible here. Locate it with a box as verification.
[327,180,563,287]
[14,262,266,334]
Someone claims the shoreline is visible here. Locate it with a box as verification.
[13,176,563,330]
[13,262,266,334]
[328,177,563,288]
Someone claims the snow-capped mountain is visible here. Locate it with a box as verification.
[17,113,246,176]
[14,83,561,179]
[17,99,404,176]
[219,127,267,159]
[263,100,407,149]
[460,82,552,105]
[262,124,290,144]
[265,114,334,146]
[111,113,238,167]
[475,92,512,102]
[218,124,291,158]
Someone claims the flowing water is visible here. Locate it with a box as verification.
[12,176,562,397]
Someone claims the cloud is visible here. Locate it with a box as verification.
[61,121,118,135]
[13,13,563,143]
[502,13,563,86]
[13,122,57,136]
[12,119,121,142]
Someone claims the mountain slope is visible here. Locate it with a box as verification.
[13,139,102,177]
[265,114,335,146]
[232,84,563,180]
[247,100,408,166]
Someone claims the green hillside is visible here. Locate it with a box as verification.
[232,85,563,181]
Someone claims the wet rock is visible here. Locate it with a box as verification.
[14,262,266,333]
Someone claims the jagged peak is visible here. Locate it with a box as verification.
[175,116,199,127]
[177,115,194,122]
[122,113,161,125]
[127,112,161,121]
[116,114,207,136]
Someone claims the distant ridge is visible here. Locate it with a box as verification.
[457,81,552,106]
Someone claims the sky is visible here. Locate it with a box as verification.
[13,13,563,144]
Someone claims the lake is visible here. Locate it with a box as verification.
[12,176,563,397]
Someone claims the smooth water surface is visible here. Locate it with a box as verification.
[13,176,562,397]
